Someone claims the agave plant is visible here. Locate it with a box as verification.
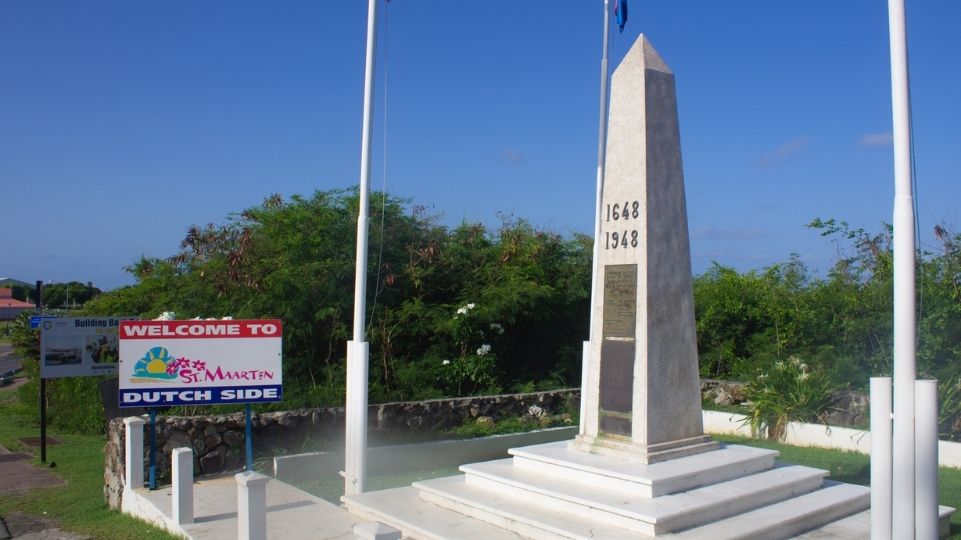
[743,357,838,440]
[938,378,961,439]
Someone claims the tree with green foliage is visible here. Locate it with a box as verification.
[38,281,102,311]
[84,189,591,410]
[16,190,961,439]
[695,218,961,390]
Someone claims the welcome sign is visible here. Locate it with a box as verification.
[118,319,282,407]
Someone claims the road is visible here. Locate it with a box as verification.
[0,342,21,377]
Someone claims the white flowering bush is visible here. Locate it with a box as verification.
[742,357,837,440]
[437,302,501,395]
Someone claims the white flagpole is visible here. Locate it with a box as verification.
[887,0,917,536]
[345,0,379,497]
[582,0,611,436]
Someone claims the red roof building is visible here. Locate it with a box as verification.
[0,288,35,320]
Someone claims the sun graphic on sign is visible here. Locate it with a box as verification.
[132,347,179,381]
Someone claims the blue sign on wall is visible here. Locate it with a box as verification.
[29,316,55,329]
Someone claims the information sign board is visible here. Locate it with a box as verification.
[118,319,283,407]
[40,318,122,378]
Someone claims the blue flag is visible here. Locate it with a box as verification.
[614,0,628,33]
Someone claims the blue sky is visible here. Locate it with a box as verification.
[2,1,959,290]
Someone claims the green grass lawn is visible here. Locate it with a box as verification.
[717,434,959,537]
[0,386,178,539]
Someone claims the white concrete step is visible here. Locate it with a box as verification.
[343,485,525,540]
[434,461,827,535]
[793,504,955,539]
[346,477,874,539]
[416,475,645,540]
[667,481,870,539]
[509,442,777,497]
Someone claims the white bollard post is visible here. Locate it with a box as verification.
[123,417,146,491]
[172,448,194,525]
[236,471,269,540]
[915,379,939,540]
[870,377,893,540]
[579,340,590,436]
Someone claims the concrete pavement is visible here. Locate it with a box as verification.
[0,343,22,381]
[123,473,367,539]
[0,445,87,540]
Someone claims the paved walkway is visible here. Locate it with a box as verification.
[0,445,87,540]
[125,474,366,539]
[0,511,90,540]
[0,343,23,386]
[0,353,84,540]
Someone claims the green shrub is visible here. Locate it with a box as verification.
[743,357,837,440]
[939,377,961,439]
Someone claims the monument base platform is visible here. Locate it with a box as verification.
[343,440,927,539]
[571,433,718,464]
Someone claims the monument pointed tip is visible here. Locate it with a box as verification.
[624,33,672,75]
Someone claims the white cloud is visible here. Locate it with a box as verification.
[690,226,766,241]
[859,132,893,147]
[502,149,525,166]
[759,137,809,167]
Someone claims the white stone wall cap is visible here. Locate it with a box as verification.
[353,521,402,540]
[235,471,270,487]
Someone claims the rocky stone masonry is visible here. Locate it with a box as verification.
[699,379,870,428]
[104,389,580,509]
[103,384,870,509]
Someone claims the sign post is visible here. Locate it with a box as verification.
[36,281,45,464]
[245,404,254,471]
[38,316,125,465]
[149,408,158,489]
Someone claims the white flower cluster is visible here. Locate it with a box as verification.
[476,343,491,356]
[155,311,234,321]
[489,322,504,334]
[442,359,451,366]
[455,302,477,317]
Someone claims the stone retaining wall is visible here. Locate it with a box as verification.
[699,379,869,428]
[104,389,579,509]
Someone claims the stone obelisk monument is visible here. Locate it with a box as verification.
[574,35,716,463]
[346,34,877,537]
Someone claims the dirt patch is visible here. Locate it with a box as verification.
[16,438,59,447]
[0,453,30,464]
[0,461,64,494]
[0,377,27,394]
[0,511,91,539]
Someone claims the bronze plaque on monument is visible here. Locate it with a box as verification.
[598,264,637,437]
[602,264,637,339]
